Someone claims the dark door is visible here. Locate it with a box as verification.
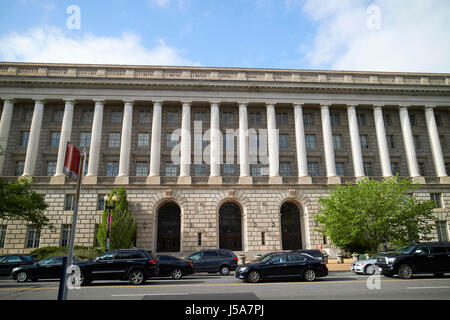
[157,255,174,276]
[264,254,288,278]
[411,245,433,272]
[37,257,60,279]
[219,203,242,251]
[90,251,117,279]
[281,202,302,250]
[202,250,220,272]
[187,252,204,272]
[286,253,307,277]
[430,246,447,273]
[157,203,181,252]
[1,256,23,276]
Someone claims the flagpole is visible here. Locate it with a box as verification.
[61,148,86,300]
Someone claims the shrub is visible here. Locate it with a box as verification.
[30,246,103,261]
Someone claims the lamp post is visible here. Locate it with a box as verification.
[104,194,118,251]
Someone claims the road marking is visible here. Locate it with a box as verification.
[111,293,189,297]
[405,286,450,290]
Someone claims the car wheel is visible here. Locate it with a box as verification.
[129,269,146,285]
[171,268,183,280]
[433,273,444,277]
[16,271,28,283]
[398,264,413,279]
[364,265,376,275]
[303,269,317,282]
[219,265,230,276]
[247,270,261,283]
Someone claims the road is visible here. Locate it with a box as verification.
[1,271,449,300]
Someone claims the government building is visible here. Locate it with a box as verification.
[0,62,449,257]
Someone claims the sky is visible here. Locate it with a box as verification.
[0,0,449,73]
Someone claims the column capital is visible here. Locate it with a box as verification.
[292,102,307,107]
[346,104,358,109]
[152,100,163,106]
[93,99,105,104]
[237,101,249,107]
[424,104,437,109]
[181,101,192,106]
[265,103,276,108]
[62,97,76,103]
[209,100,221,106]
[372,104,383,109]
[123,99,135,105]
[2,98,15,104]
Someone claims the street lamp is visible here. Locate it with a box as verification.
[104,194,118,251]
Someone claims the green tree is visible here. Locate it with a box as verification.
[315,177,436,253]
[96,187,137,251]
[0,178,52,231]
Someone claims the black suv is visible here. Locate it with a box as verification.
[75,249,159,285]
[375,242,450,279]
[185,249,238,275]
[0,255,37,276]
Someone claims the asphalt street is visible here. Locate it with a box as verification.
[0,271,449,300]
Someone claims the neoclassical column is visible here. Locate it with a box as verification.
[347,105,365,179]
[22,100,44,177]
[398,105,423,182]
[116,100,133,184]
[0,99,14,175]
[178,101,192,184]
[266,104,282,184]
[209,102,222,184]
[238,102,252,184]
[320,104,340,184]
[85,100,104,184]
[52,100,74,184]
[294,104,311,184]
[373,105,393,177]
[147,101,162,184]
[424,105,449,183]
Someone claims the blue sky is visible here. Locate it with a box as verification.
[0,0,449,72]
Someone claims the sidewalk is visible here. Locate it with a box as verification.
[326,258,352,271]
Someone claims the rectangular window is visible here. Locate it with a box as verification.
[80,132,91,148]
[60,225,72,247]
[249,112,261,126]
[439,135,447,150]
[409,114,417,126]
[194,164,207,176]
[336,162,345,177]
[387,135,395,149]
[0,225,6,248]
[222,112,233,125]
[303,113,314,126]
[165,164,178,177]
[261,232,265,246]
[198,233,202,246]
[167,112,179,124]
[413,135,421,149]
[194,112,207,125]
[25,227,40,249]
[137,133,150,148]
[307,162,319,177]
[97,194,106,211]
[53,110,64,122]
[64,194,75,211]
[111,110,123,123]
[280,162,291,177]
[446,162,450,176]
[223,164,235,176]
[276,113,288,126]
[435,221,449,242]
[384,114,392,127]
[251,163,263,176]
[50,132,60,147]
[166,133,179,148]
[360,135,369,149]
[332,135,342,150]
[435,114,442,127]
[109,132,121,148]
[82,111,93,123]
[24,109,33,122]
[391,162,400,176]
[46,161,57,176]
[279,134,289,149]
[106,162,119,177]
[139,111,151,124]
[305,134,316,149]
[357,113,366,127]
[364,162,373,177]
[419,162,426,176]
[430,193,442,208]
[20,131,30,147]
[135,162,148,176]
[330,113,341,126]
[15,161,25,176]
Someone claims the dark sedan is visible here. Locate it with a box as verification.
[157,255,194,279]
[11,256,70,282]
[235,252,328,283]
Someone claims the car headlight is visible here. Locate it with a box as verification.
[387,257,396,264]
[239,267,248,272]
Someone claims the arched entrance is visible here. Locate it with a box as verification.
[157,202,181,252]
[219,202,242,251]
[280,202,302,250]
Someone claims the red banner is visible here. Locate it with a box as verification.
[63,142,81,181]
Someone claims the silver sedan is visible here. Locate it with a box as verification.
[350,252,392,275]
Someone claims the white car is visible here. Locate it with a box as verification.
[350,252,392,275]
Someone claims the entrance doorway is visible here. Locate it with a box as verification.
[157,202,181,252]
[219,202,242,251]
[280,202,302,250]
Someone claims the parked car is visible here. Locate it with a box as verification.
[185,249,238,275]
[74,249,159,285]
[351,252,392,275]
[235,251,328,283]
[375,242,450,279]
[11,256,78,282]
[292,249,326,261]
[157,255,194,279]
[0,254,37,277]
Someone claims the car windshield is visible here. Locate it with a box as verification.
[259,254,277,264]
[393,246,415,254]
[39,257,54,265]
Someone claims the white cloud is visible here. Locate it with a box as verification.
[0,26,199,66]
[299,0,450,73]
[149,0,188,10]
